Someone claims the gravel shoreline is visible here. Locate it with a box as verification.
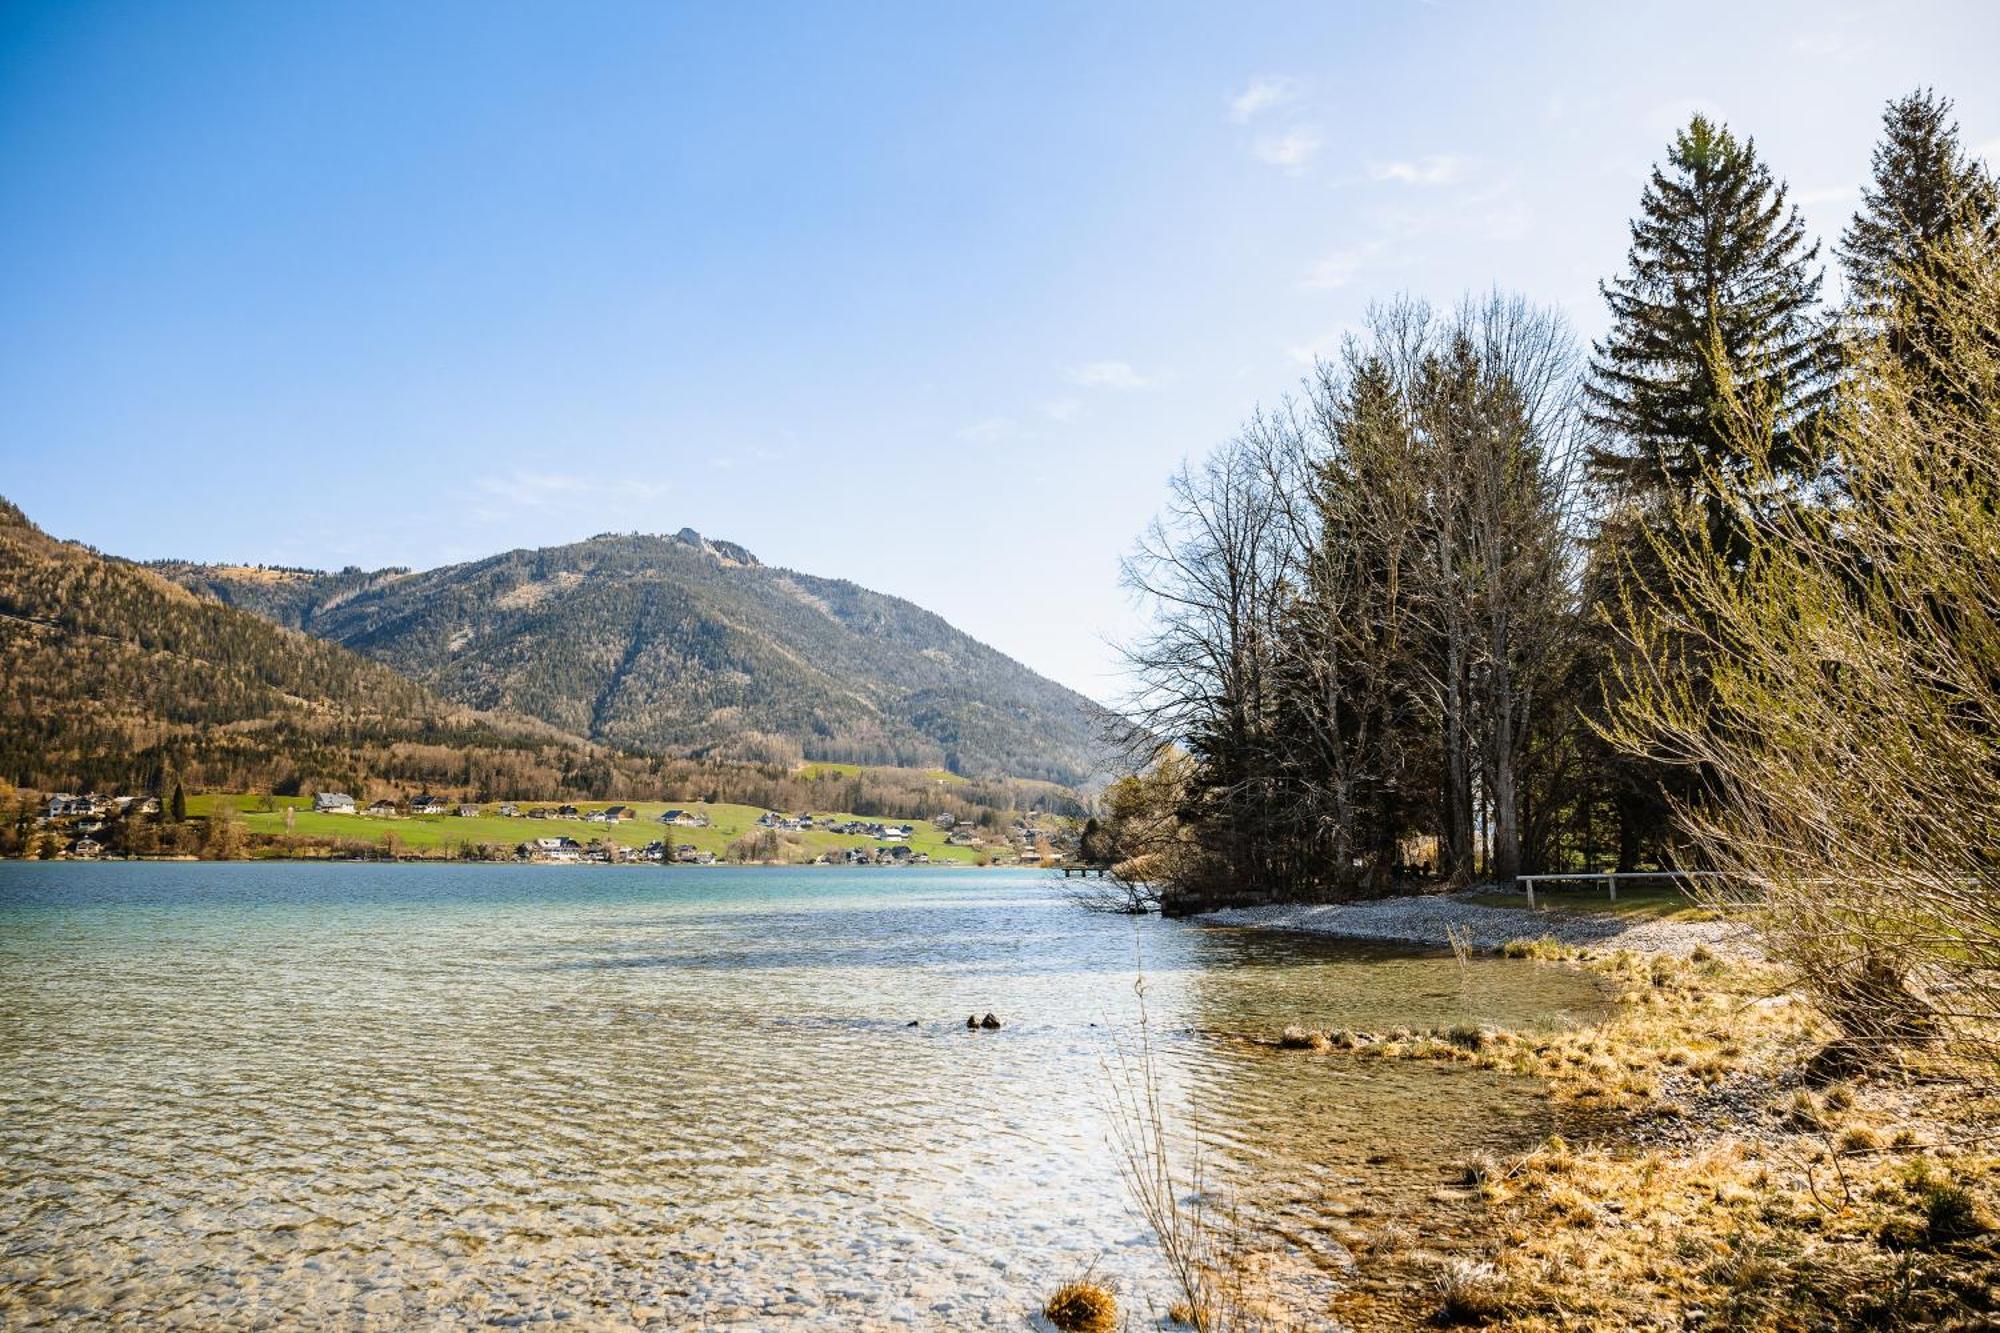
[1198,889,1761,961]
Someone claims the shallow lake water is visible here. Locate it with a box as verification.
[0,863,1606,1328]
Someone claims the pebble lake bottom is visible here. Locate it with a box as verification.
[0,862,1607,1328]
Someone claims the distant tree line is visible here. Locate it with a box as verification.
[1113,92,1999,933]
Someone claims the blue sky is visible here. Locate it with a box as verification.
[2,2,1995,702]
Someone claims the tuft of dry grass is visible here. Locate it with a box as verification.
[1277,1024,1331,1052]
[1497,935,1579,960]
[1042,1278,1117,1333]
[1429,1257,1514,1324]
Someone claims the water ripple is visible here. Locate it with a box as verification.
[1,863,1605,1328]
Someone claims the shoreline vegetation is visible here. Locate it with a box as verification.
[1155,898,2000,1330]
[1084,89,2000,1328]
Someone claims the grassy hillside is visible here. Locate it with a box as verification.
[157,528,1107,786]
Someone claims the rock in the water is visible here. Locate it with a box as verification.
[966,1015,980,1029]
[906,1020,919,1027]
[980,1013,1002,1030]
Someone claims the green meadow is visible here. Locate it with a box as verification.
[193,794,995,864]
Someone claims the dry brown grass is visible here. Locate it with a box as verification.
[1042,1278,1117,1332]
[1282,949,2000,1327]
[1276,949,1821,1111]
[1456,958,1999,1327]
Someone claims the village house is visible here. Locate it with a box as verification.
[523,835,583,863]
[314,792,357,814]
[68,836,103,858]
[457,804,481,818]
[409,795,449,815]
[365,799,399,817]
[603,805,634,822]
[934,812,955,829]
[555,805,580,820]
[496,803,519,817]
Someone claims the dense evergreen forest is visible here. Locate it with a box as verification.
[1107,92,2000,931]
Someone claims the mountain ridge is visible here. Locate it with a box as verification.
[154,527,1106,786]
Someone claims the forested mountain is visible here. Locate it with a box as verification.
[155,528,1105,785]
[0,497,650,798]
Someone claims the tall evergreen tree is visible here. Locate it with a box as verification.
[1587,115,1833,514]
[1840,88,1997,391]
[1584,115,1832,873]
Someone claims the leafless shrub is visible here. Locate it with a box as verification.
[1064,875,1160,915]
[1602,232,2000,1075]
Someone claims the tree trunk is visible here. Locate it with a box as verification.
[1615,790,1642,874]
[1491,736,1520,884]
[1441,648,1475,883]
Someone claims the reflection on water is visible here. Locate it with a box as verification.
[0,863,1605,1328]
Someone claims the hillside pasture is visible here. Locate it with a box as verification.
[221,798,994,864]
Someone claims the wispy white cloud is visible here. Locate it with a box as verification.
[1369,154,1465,186]
[1303,245,1379,290]
[956,416,1016,444]
[1792,16,1864,61]
[1040,398,1082,423]
[1253,128,1321,173]
[1065,360,1153,390]
[470,468,672,521]
[1228,75,1299,125]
